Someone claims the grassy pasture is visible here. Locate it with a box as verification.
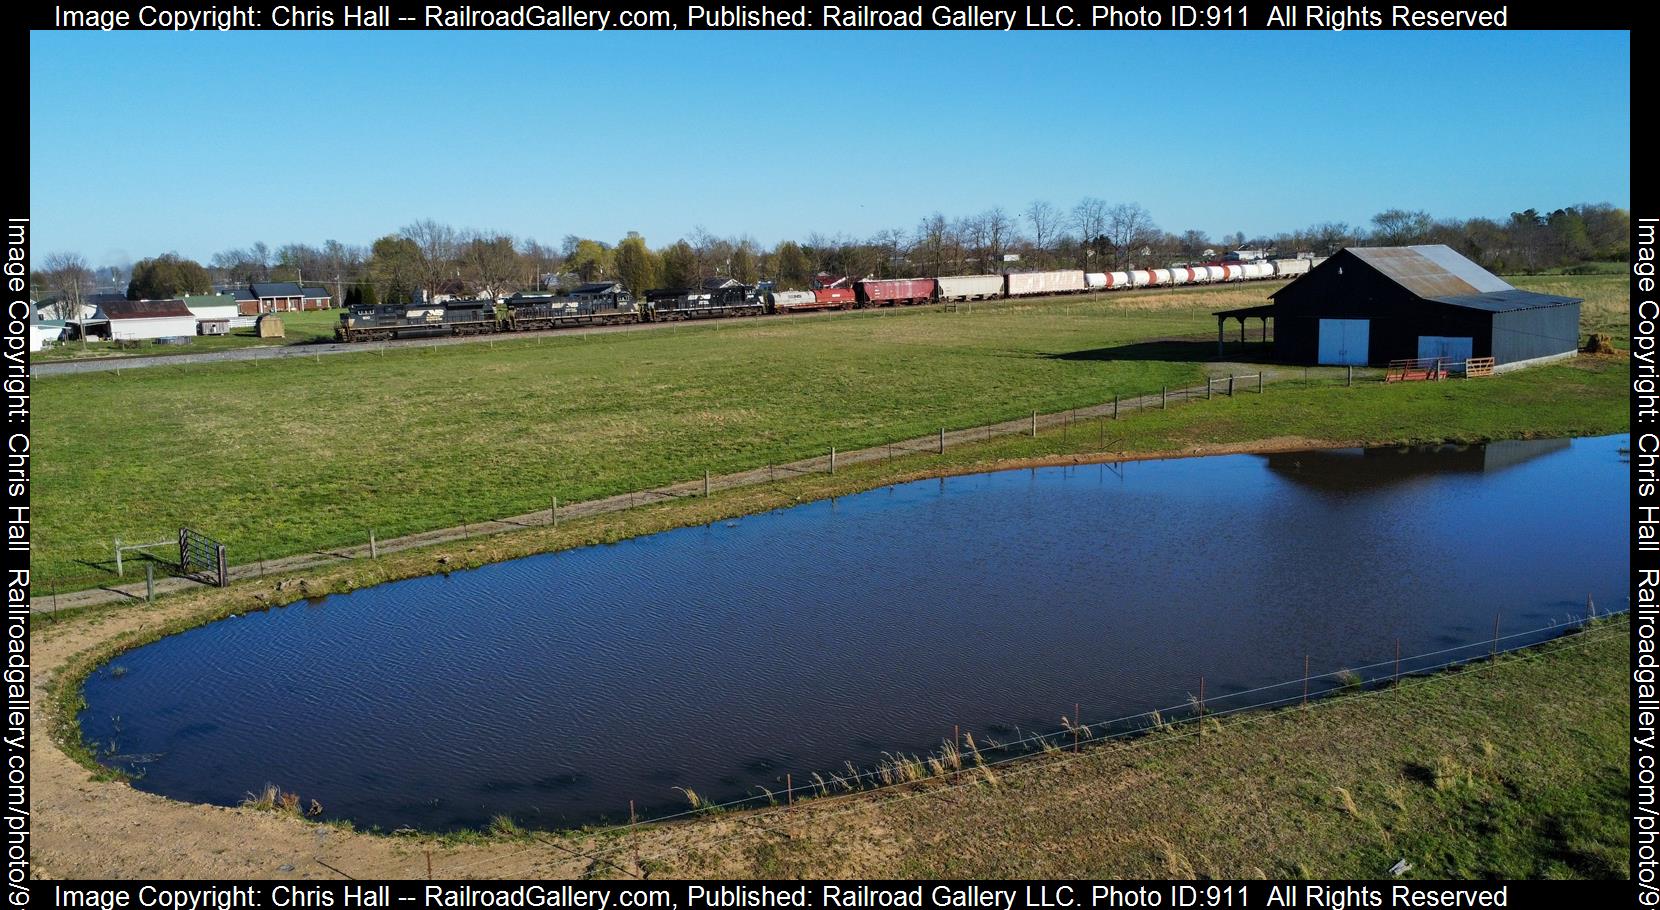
[30,275,1624,592]
[33,285,1251,589]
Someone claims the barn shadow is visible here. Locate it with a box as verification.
[1045,339,1281,364]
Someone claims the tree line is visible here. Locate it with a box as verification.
[31,201,1628,319]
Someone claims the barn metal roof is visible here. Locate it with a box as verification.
[101,299,194,319]
[1345,245,1513,298]
[1428,289,1582,313]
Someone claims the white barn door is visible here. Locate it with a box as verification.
[1317,319,1370,365]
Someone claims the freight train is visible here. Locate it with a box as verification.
[335,258,1316,342]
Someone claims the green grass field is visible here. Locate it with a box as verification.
[33,309,344,361]
[30,275,1627,592]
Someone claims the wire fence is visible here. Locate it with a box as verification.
[429,613,1628,881]
[33,362,1436,609]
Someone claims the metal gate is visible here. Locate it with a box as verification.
[178,527,228,587]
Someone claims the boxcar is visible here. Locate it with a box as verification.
[935,274,1005,301]
[1272,258,1312,278]
[856,278,937,307]
[1004,270,1087,297]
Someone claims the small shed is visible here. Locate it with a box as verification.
[197,318,231,336]
[97,299,198,341]
[1224,245,1581,370]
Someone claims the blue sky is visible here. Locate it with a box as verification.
[31,29,1629,265]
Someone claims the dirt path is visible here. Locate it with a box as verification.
[40,365,1318,613]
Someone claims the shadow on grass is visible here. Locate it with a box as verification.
[1043,339,1282,364]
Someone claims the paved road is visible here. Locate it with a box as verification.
[28,306,854,377]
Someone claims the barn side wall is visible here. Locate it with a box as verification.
[1491,303,1580,365]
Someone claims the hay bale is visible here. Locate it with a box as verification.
[1582,332,1614,354]
[256,314,285,338]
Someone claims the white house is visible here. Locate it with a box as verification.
[29,314,65,352]
[97,299,198,341]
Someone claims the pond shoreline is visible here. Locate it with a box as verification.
[73,435,1626,832]
[32,415,1628,877]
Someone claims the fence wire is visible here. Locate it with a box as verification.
[453,617,1626,881]
[431,612,1626,881]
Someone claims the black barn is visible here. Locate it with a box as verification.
[1224,245,1581,369]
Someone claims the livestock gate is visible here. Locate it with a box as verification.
[178,527,228,587]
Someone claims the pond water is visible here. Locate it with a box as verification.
[81,434,1629,831]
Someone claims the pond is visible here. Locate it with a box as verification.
[81,434,1629,832]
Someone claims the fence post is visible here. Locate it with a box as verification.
[939,428,945,454]
[1258,372,1264,394]
[1302,654,1309,706]
[370,528,378,559]
[1113,394,1119,420]
[1227,375,1234,397]
[1031,410,1037,438]
[551,496,558,526]
[829,447,836,474]
[1206,377,1212,399]
[1161,386,1167,410]
[704,470,710,498]
[115,538,123,577]
[1491,611,1500,662]
[145,563,154,603]
[1198,676,1205,743]
[1347,365,1353,386]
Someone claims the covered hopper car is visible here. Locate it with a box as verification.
[856,278,938,307]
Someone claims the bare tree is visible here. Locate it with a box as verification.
[400,219,461,299]
[518,238,560,289]
[1179,230,1210,261]
[1023,200,1058,265]
[460,232,523,299]
[211,246,271,286]
[1071,197,1109,268]
[40,251,93,320]
[980,208,1014,272]
[1370,209,1434,246]
[913,214,952,278]
[1104,203,1158,268]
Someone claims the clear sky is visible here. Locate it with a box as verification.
[30,28,1630,266]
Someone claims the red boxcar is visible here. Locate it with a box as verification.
[813,288,855,309]
[855,278,938,307]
